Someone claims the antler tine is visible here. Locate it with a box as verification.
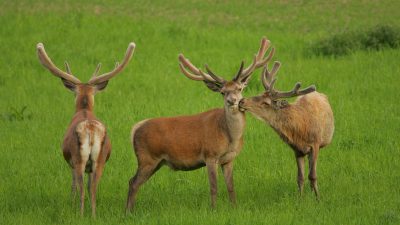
[178,54,224,83]
[267,61,281,83]
[261,61,281,93]
[261,61,316,99]
[91,63,102,78]
[261,65,269,90]
[64,61,72,74]
[233,61,245,81]
[256,37,269,61]
[274,83,316,99]
[88,42,135,85]
[178,63,204,81]
[257,47,275,67]
[36,43,81,84]
[241,37,274,77]
[205,64,225,83]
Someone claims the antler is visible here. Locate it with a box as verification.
[178,54,226,84]
[88,42,136,84]
[261,62,316,99]
[234,37,275,81]
[37,43,82,84]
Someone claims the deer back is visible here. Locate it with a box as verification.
[132,109,238,169]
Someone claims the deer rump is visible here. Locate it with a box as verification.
[63,120,107,172]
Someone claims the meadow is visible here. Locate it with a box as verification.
[0,0,399,224]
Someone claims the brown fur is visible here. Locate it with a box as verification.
[126,81,248,211]
[60,84,111,217]
[240,91,334,198]
[37,41,134,217]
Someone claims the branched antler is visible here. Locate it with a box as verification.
[234,37,275,81]
[37,42,135,85]
[37,43,82,84]
[88,43,135,84]
[178,54,226,84]
[261,62,316,99]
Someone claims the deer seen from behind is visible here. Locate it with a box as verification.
[239,61,334,199]
[37,42,135,217]
[126,38,275,212]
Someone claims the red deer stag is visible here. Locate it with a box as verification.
[37,42,135,216]
[239,61,334,199]
[126,38,275,212]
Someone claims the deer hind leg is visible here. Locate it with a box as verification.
[126,158,161,213]
[308,144,320,200]
[88,172,93,200]
[88,127,107,218]
[221,161,236,206]
[295,152,305,196]
[75,160,87,216]
[71,169,77,207]
[206,159,218,209]
[89,161,105,218]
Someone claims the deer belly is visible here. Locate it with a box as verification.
[162,153,205,171]
[165,160,206,171]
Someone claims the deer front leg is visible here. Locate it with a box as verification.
[295,152,305,196]
[206,159,218,209]
[221,161,236,206]
[219,152,237,165]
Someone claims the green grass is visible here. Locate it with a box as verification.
[1,0,400,224]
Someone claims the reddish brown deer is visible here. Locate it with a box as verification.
[37,42,135,216]
[126,38,275,212]
[239,61,334,199]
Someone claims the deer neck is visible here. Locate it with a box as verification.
[75,93,94,112]
[223,105,246,142]
[267,105,295,142]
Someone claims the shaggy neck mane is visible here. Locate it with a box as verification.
[267,104,308,148]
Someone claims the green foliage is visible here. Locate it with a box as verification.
[0,1,399,225]
[362,25,400,50]
[309,25,400,56]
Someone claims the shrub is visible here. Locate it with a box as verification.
[309,25,400,57]
[362,25,400,50]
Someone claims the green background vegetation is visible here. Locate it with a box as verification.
[0,0,399,224]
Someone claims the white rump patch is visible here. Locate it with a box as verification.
[76,120,106,170]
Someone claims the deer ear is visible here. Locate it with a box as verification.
[203,80,223,92]
[61,78,76,92]
[272,99,288,109]
[95,80,109,92]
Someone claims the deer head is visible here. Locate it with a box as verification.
[178,37,275,112]
[37,42,135,111]
[239,61,316,114]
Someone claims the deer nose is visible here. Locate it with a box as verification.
[227,98,237,105]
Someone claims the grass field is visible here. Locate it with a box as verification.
[1,0,399,224]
